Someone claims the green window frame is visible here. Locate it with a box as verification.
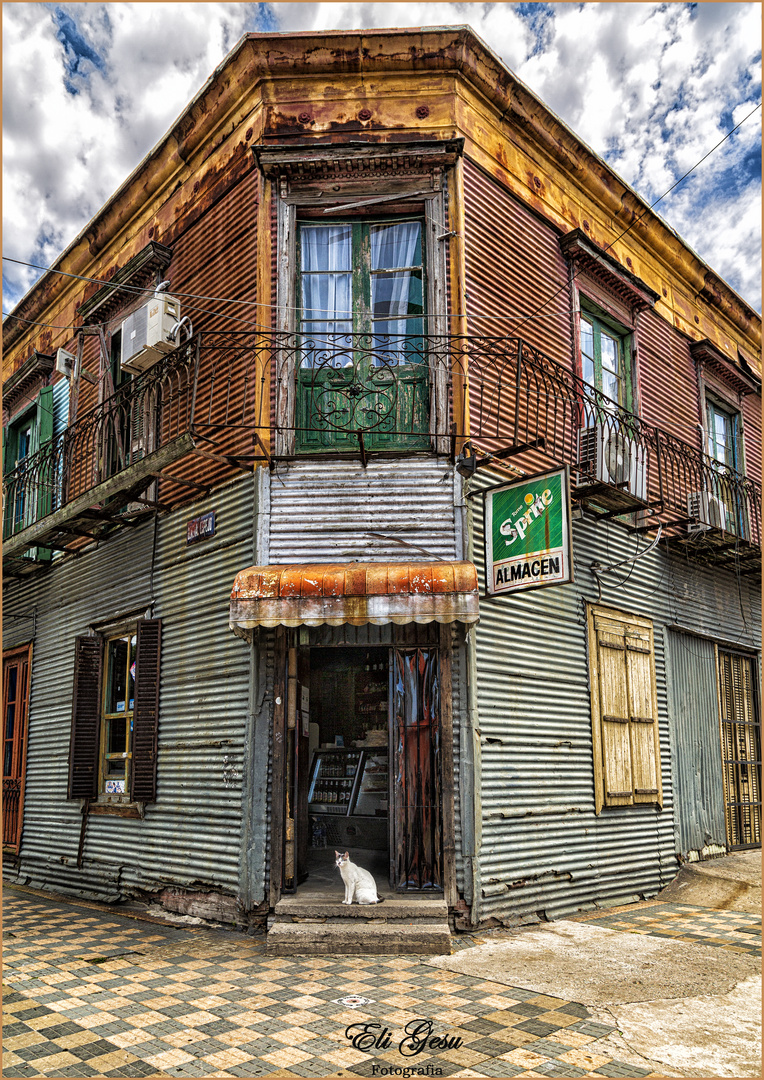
[295,217,429,452]
[580,308,634,411]
[706,398,741,471]
[2,388,53,555]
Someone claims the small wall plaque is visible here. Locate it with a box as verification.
[187,510,215,545]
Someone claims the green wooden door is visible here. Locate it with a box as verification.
[296,220,430,453]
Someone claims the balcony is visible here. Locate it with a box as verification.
[3,331,760,577]
[3,333,266,574]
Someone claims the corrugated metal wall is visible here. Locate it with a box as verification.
[636,308,700,444]
[462,157,570,358]
[665,630,727,858]
[468,470,760,923]
[463,158,572,360]
[268,457,459,563]
[3,473,266,907]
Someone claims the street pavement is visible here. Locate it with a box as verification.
[2,855,761,1079]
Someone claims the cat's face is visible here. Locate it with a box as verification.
[334,850,349,869]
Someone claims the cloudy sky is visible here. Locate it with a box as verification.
[2,2,761,313]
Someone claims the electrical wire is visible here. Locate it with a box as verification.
[4,99,761,334]
[509,100,762,340]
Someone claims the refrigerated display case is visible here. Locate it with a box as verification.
[308,748,363,815]
[308,747,389,850]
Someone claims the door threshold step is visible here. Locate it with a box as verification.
[275,896,448,919]
[266,919,452,955]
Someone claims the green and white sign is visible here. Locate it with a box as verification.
[484,466,573,595]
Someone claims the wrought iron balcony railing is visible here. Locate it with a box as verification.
[3,330,760,573]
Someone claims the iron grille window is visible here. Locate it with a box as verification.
[718,650,761,849]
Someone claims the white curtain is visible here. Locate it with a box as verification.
[371,223,420,336]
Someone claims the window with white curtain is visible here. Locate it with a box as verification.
[299,219,424,365]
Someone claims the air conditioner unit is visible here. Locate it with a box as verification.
[55,348,76,378]
[687,491,725,533]
[577,424,647,502]
[120,292,180,374]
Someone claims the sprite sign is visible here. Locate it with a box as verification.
[484,466,573,595]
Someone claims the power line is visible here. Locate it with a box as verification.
[3,101,760,431]
[509,100,762,339]
[4,97,760,335]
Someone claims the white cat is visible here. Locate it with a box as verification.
[335,850,384,905]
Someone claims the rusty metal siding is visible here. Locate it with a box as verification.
[267,457,459,564]
[2,473,267,907]
[665,630,727,858]
[742,391,762,483]
[637,307,700,444]
[463,158,572,363]
[468,469,759,923]
[169,168,258,336]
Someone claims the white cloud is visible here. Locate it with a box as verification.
[2,2,761,311]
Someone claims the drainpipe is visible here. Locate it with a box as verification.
[461,475,482,927]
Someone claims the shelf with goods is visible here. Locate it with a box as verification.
[354,665,388,727]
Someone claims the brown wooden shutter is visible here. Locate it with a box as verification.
[68,636,103,799]
[131,618,161,802]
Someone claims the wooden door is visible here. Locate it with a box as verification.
[719,650,761,848]
[3,645,31,852]
[391,648,442,890]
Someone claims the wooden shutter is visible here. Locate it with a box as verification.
[624,623,661,805]
[131,619,161,802]
[587,605,662,813]
[68,636,103,799]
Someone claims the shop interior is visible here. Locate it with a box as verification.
[300,646,391,894]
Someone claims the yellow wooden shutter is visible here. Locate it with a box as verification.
[624,621,662,807]
[587,605,662,813]
[596,624,633,808]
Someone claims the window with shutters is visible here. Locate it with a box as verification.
[718,649,761,849]
[586,604,662,814]
[67,619,161,806]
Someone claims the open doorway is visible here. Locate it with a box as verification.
[286,645,442,897]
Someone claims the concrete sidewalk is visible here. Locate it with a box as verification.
[2,853,761,1079]
[430,853,762,1077]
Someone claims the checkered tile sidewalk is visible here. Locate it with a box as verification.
[571,902,761,956]
[2,888,670,1078]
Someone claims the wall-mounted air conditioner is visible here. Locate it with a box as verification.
[577,423,647,502]
[120,292,180,374]
[687,491,725,533]
[55,348,76,378]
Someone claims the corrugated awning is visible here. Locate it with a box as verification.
[229,561,480,629]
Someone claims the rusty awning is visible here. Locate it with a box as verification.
[229,561,480,630]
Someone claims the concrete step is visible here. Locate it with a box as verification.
[275,895,448,919]
[266,918,452,956]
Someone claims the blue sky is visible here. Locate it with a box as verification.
[2,2,761,311]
